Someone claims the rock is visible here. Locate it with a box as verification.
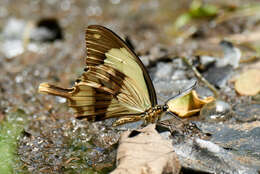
[234,103,260,122]
[203,65,233,88]
[31,18,63,42]
[199,100,232,122]
[1,18,27,59]
[195,121,260,172]
[217,40,241,69]
[174,138,259,174]
[198,55,216,71]
[154,62,173,80]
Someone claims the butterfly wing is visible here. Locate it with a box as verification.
[38,25,157,121]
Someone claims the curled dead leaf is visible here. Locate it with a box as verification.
[167,90,215,118]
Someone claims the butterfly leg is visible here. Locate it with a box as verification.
[112,115,142,126]
[143,114,159,125]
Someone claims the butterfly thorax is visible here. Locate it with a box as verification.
[143,105,168,124]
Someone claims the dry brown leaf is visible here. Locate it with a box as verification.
[111,124,181,174]
[167,90,215,118]
[235,69,260,96]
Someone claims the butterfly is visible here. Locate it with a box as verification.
[38,25,195,126]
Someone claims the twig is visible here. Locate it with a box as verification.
[65,157,80,164]
[240,56,258,63]
[180,56,219,98]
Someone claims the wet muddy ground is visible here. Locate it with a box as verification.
[0,0,260,173]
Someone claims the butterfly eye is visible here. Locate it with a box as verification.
[75,79,81,83]
[83,68,88,72]
[163,105,168,111]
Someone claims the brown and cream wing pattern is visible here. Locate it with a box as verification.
[85,25,157,107]
[39,82,142,121]
[38,25,157,121]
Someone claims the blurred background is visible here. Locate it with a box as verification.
[1,0,260,174]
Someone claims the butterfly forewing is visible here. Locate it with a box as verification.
[85,25,157,106]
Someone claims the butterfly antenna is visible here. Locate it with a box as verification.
[157,95,166,103]
[165,80,197,104]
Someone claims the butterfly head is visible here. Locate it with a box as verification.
[162,105,168,112]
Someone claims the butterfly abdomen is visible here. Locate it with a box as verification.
[112,105,167,126]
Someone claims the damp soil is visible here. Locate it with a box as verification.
[0,0,260,173]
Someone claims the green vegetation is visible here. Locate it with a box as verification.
[0,109,28,174]
[174,0,218,29]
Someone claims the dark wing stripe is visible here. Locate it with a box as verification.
[94,65,144,105]
[82,65,142,106]
[86,40,111,50]
[92,69,143,106]
[79,82,115,94]
[87,56,102,61]
[87,48,105,55]
[80,78,139,107]
[71,104,127,111]
[70,96,111,100]
[77,113,143,121]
